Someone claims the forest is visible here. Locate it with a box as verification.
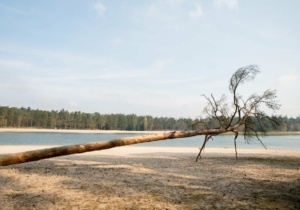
[0,106,299,132]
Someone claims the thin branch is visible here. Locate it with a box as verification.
[233,131,238,159]
[196,135,213,162]
[246,127,267,149]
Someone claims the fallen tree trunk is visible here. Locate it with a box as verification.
[0,129,226,166]
[0,66,280,166]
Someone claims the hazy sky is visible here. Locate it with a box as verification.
[0,0,299,118]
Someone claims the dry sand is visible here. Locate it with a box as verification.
[0,146,299,210]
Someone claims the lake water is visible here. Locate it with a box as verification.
[0,133,299,150]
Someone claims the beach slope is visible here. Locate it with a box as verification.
[0,146,299,209]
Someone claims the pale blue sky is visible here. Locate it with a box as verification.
[0,0,299,118]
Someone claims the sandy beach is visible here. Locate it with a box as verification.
[0,145,299,210]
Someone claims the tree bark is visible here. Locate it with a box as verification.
[0,66,279,166]
[0,129,227,166]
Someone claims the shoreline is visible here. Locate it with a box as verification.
[0,128,166,134]
[1,128,299,135]
[1,145,299,158]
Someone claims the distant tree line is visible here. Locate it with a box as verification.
[0,106,193,131]
[0,106,299,131]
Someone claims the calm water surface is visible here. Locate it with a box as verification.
[0,133,299,150]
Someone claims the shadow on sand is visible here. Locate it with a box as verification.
[1,152,299,209]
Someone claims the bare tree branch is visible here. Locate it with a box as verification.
[198,65,280,159]
[196,135,214,162]
[0,65,281,166]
